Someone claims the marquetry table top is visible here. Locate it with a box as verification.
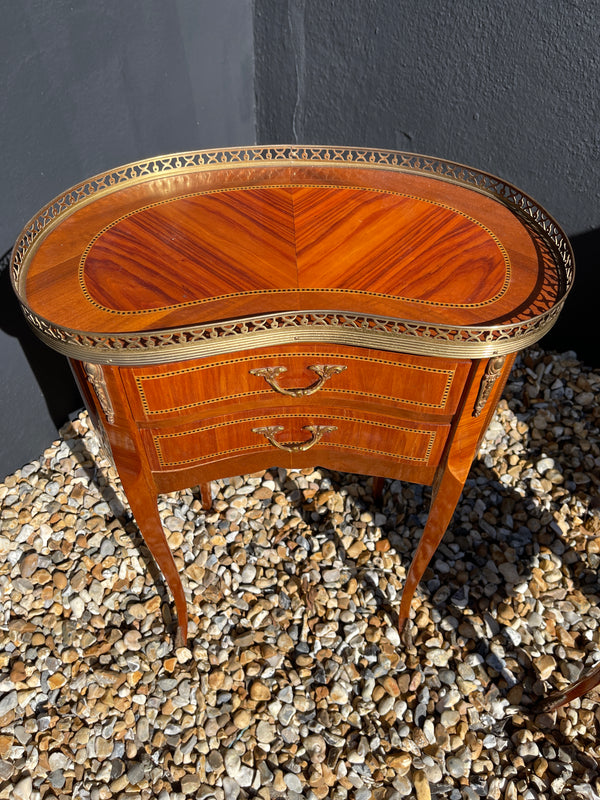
[11,146,573,364]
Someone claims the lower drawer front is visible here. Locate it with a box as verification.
[144,409,449,471]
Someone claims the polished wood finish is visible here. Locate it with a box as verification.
[21,170,561,337]
[12,149,572,702]
[123,346,469,423]
[70,360,189,647]
[398,354,515,626]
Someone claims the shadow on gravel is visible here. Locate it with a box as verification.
[61,425,176,637]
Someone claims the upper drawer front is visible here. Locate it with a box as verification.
[125,345,470,421]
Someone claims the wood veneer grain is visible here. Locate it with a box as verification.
[122,345,469,423]
[22,165,555,335]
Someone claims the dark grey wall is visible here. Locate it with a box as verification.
[3,0,598,478]
[1,0,255,479]
[254,0,600,363]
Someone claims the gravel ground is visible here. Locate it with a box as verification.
[1,345,600,800]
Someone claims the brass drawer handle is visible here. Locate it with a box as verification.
[249,364,346,397]
[252,424,337,452]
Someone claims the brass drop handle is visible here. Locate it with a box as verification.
[249,364,346,397]
[252,424,337,453]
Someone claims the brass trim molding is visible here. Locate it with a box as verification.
[21,303,566,365]
[83,362,115,424]
[473,356,506,416]
[11,145,574,365]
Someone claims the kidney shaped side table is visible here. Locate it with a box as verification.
[11,146,573,651]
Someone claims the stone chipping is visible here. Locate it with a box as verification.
[0,345,599,800]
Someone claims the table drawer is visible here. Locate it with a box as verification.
[124,345,469,421]
[142,407,449,472]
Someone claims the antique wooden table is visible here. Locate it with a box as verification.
[11,146,573,656]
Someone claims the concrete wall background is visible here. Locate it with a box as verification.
[254,0,599,234]
[254,0,600,363]
[2,0,598,477]
[1,0,255,479]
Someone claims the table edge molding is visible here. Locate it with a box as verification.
[11,145,574,364]
[22,304,566,365]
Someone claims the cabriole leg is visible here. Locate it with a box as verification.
[397,466,467,630]
[372,476,385,502]
[540,662,600,711]
[120,473,189,647]
[397,354,516,630]
[198,481,213,511]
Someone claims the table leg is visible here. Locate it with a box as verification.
[540,662,600,711]
[372,476,385,502]
[396,354,516,630]
[198,481,213,511]
[73,358,192,647]
[397,465,467,630]
[120,473,189,647]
